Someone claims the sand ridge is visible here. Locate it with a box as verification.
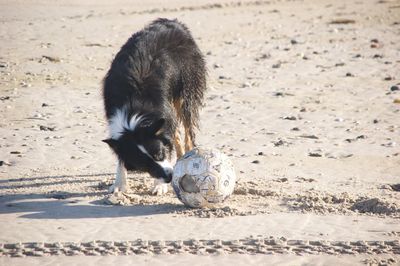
[1,237,400,257]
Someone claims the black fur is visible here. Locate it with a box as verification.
[102,18,206,183]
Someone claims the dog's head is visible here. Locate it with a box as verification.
[103,110,175,183]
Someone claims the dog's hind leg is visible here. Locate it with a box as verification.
[109,159,127,193]
[180,54,206,152]
[174,98,196,153]
[174,129,185,158]
[173,99,185,157]
[184,125,194,152]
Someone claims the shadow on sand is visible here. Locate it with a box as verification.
[0,172,186,220]
[0,193,185,219]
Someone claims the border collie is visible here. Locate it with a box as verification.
[102,18,207,195]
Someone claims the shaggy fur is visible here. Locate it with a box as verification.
[102,18,206,191]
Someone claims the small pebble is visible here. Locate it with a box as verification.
[273,139,286,146]
[382,142,396,147]
[390,85,399,91]
[309,152,322,157]
[39,125,56,131]
[0,161,11,166]
[33,113,43,118]
[390,184,400,192]
[272,63,281,68]
[283,116,297,120]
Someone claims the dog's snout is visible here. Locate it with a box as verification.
[163,167,173,183]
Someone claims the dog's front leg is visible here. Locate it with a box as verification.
[151,178,169,195]
[109,160,128,193]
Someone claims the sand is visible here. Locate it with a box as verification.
[0,0,399,265]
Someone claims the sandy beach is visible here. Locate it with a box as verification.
[0,0,399,265]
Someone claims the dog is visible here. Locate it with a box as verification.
[102,18,207,195]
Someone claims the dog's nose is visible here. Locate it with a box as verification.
[163,167,173,183]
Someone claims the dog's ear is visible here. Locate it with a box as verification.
[148,118,165,136]
[102,138,118,150]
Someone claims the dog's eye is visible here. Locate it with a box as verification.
[153,150,165,161]
[144,140,167,161]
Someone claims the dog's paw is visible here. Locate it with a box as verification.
[108,183,127,194]
[151,179,169,195]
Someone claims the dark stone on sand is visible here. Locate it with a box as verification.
[272,63,281,68]
[283,116,297,120]
[273,140,286,146]
[299,134,319,139]
[345,72,354,77]
[40,55,61,63]
[308,152,322,157]
[390,184,400,192]
[39,125,56,131]
[328,19,356,24]
[0,96,10,101]
[390,85,399,91]
[251,160,260,164]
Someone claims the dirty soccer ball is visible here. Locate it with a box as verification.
[172,147,236,208]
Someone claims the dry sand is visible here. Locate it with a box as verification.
[0,0,400,265]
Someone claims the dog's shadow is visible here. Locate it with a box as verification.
[0,194,185,219]
[0,173,187,220]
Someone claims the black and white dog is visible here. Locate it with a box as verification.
[102,18,206,195]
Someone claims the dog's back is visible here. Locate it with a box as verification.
[103,18,206,132]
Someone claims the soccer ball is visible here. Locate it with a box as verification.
[172,147,236,208]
